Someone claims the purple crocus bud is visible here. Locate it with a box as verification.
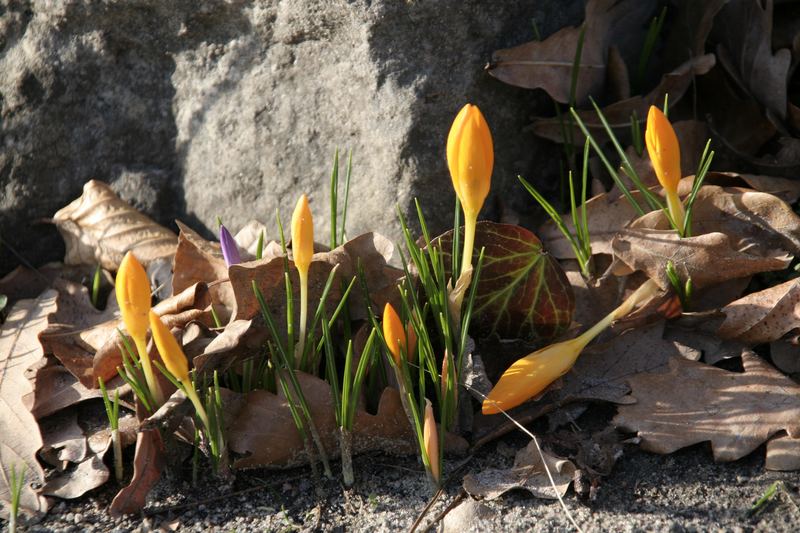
[219,224,241,266]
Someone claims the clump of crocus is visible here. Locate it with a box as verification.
[646,106,686,233]
[382,303,417,364]
[292,194,314,364]
[447,103,493,277]
[423,399,440,486]
[116,251,164,406]
[482,279,659,415]
[149,310,218,456]
[218,224,241,266]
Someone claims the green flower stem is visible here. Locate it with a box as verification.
[133,335,164,406]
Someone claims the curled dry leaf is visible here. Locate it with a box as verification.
[25,362,126,420]
[487,0,656,106]
[228,373,467,469]
[230,232,402,328]
[432,222,574,342]
[192,319,266,374]
[614,352,800,465]
[613,228,791,291]
[463,442,575,500]
[718,278,800,345]
[40,278,210,389]
[0,290,57,517]
[612,186,800,290]
[53,180,177,270]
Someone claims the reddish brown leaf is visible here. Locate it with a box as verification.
[432,222,574,342]
[109,429,166,516]
[53,180,177,270]
[614,352,800,464]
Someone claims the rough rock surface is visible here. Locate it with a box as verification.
[0,0,583,273]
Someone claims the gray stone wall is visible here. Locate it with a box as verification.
[0,0,583,274]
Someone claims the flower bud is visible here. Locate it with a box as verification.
[149,310,189,384]
[446,104,493,217]
[219,224,241,266]
[291,194,314,275]
[423,399,440,484]
[116,251,151,340]
[645,106,681,193]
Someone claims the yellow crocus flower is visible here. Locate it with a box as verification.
[291,194,314,364]
[482,280,659,415]
[116,251,164,406]
[645,106,686,232]
[149,310,210,430]
[447,104,493,277]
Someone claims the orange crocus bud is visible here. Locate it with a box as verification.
[291,194,314,275]
[116,251,151,340]
[148,310,189,384]
[446,104,493,277]
[645,106,681,192]
[447,104,493,217]
[383,303,404,365]
[482,280,659,415]
[423,399,440,484]
[646,106,686,232]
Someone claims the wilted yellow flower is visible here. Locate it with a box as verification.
[382,303,416,365]
[291,194,314,275]
[482,280,659,415]
[116,251,151,340]
[646,106,686,230]
[423,399,440,484]
[447,104,493,276]
[482,336,585,415]
[148,310,189,383]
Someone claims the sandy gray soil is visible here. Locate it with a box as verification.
[12,432,800,533]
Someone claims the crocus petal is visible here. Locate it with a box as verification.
[481,338,585,415]
[219,224,241,266]
[446,104,493,217]
[382,303,405,366]
[423,399,440,483]
[115,251,151,339]
[291,194,314,274]
[645,105,681,193]
[149,310,190,383]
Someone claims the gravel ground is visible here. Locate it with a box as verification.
[8,434,799,533]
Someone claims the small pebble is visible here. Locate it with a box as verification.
[74,513,83,524]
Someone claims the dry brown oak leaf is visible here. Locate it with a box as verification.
[614,352,800,465]
[718,278,800,345]
[53,180,177,270]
